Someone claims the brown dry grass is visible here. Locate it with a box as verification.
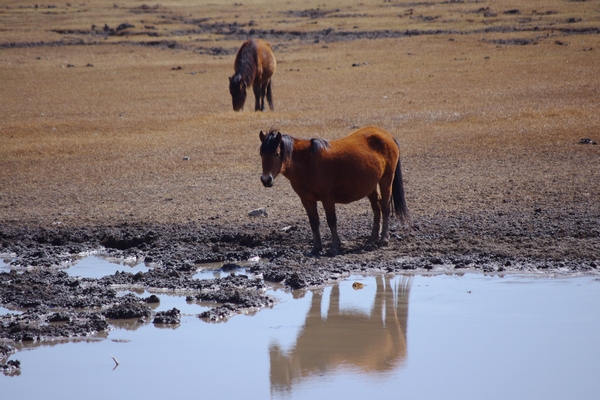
[1,0,599,230]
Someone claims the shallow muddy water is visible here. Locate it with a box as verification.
[1,257,599,399]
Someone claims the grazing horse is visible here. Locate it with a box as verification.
[259,126,409,255]
[229,39,276,111]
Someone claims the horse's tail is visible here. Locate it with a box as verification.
[391,139,410,226]
[266,80,274,110]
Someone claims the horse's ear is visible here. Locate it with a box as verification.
[259,131,266,143]
[229,76,232,82]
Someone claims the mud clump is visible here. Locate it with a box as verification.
[103,293,153,320]
[0,306,109,342]
[1,344,20,376]
[153,308,181,324]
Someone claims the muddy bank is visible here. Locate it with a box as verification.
[1,205,598,350]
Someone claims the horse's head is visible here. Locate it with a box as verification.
[229,75,247,111]
[259,130,284,187]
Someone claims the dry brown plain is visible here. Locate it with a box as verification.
[1,0,599,271]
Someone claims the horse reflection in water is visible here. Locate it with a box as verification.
[270,276,411,394]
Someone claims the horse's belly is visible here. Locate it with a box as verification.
[333,188,375,204]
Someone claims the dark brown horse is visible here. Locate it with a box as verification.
[229,39,276,111]
[259,126,409,255]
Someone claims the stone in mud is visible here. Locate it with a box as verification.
[248,208,268,217]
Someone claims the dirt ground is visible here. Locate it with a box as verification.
[1,0,599,361]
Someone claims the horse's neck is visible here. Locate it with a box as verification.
[281,138,312,179]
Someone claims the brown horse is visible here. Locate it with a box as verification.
[229,39,276,111]
[259,126,409,255]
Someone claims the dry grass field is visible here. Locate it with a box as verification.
[1,0,599,264]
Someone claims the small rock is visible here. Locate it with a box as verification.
[248,208,268,217]
[352,282,365,290]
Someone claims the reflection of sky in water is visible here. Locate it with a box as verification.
[66,256,149,279]
[117,289,210,315]
[1,256,13,272]
[337,276,377,316]
[193,259,262,280]
[1,271,599,400]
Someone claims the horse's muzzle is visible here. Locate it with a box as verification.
[261,175,273,187]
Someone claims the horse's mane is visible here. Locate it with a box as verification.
[261,128,293,162]
[262,128,329,162]
[234,39,258,84]
[310,138,330,155]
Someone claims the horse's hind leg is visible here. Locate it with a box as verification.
[366,190,381,246]
[378,177,393,247]
[266,80,274,110]
[301,198,322,255]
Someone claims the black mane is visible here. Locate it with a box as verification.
[261,129,329,160]
[310,138,330,155]
[234,39,258,85]
[261,128,294,162]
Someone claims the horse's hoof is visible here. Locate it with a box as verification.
[327,247,341,256]
[308,248,322,257]
[378,239,389,247]
[363,243,378,252]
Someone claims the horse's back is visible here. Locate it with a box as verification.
[255,39,276,80]
[305,127,398,204]
[336,126,398,159]
[235,39,276,82]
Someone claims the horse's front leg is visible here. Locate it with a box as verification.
[253,84,263,111]
[322,201,341,255]
[301,198,322,255]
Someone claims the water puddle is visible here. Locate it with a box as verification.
[65,255,150,279]
[1,269,599,399]
[116,288,210,315]
[1,255,14,272]
[193,257,262,280]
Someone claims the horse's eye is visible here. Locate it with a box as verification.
[275,152,280,157]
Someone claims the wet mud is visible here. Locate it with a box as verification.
[1,206,598,354]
